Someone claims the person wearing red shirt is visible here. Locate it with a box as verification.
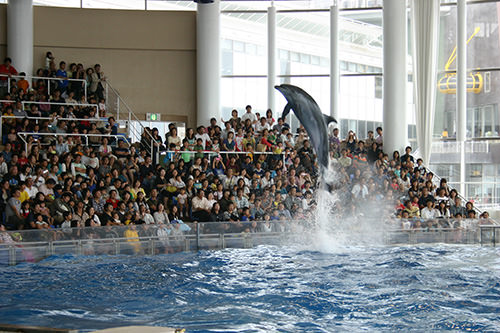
[0,58,18,97]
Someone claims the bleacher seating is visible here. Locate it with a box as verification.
[0,55,493,235]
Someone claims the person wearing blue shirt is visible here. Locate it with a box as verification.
[56,61,68,93]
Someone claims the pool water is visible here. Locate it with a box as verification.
[0,245,499,332]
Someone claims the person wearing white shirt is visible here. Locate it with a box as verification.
[351,178,369,199]
[420,200,440,219]
[191,190,212,222]
[255,117,271,136]
[153,203,170,224]
[241,105,257,124]
[219,169,238,190]
[0,155,7,178]
[195,126,211,149]
[24,177,39,199]
[235,189,249,212]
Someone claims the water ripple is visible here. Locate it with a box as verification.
[0,245,499,332]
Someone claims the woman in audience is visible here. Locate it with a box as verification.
[167,127,181,150]
[153,203,169,225]
[436,200,451,219]
[222,131,236,151]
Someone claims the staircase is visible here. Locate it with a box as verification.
[103,81,160,159]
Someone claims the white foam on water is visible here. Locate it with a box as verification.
[290,165,389,253]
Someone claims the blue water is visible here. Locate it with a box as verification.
[0,245,499,332]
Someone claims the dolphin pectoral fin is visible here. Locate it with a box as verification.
[282,103,292,120]
[323,114,337,125]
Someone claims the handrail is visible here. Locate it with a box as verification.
[1,99,94,107]
[0,218,495,244]
[161,149,283,155]
[16,131,130,153]
[0,73,87,100]
[0,114,107,142]
[424,164,486,217]
[21,101,98,108]
[103,81,161,158]
[1,115,107,123]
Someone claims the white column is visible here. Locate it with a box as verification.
[457,0,467,142]
[457,0,467,195]
[383,0,407,155]
[330,2,339,121]
[7,0,33,75]
[197,0,220,127]
[267,6,276,114]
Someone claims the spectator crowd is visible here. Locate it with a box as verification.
[0,54,494,237]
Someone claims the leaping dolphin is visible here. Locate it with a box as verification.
[275,84,330,170]
[282,103,337,127]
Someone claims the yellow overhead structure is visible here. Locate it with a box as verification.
[438,27,483,94]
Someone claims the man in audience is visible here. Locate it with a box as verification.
[56,61,69,94]
[241,105,256,124]
[192,190,211,222]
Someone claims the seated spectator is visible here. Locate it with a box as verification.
[420,200,439,219]
[191,190,211,222]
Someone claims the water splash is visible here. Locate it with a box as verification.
[291,165,389,253]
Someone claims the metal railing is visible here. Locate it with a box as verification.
[425,165,486,217]
[1,78,160,158]
[479,225,500,246]
[0,73,87,99]
[103,81,161,158]
[0,113,106,142]
[159,149,286,168]
[16,132,130,153]
[0,219,497,265]
[431,140,489,154]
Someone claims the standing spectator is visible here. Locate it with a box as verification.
[45,52,55,70]
[241,105,257,124]
[401,146,414,164]
[16,72,29,93]
[56,61,69,94]
[195,126,211,150]
[375,126,383,147]
[0,57,18,97]
[94,64,106,100]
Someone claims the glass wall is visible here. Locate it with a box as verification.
[436,1,500,139]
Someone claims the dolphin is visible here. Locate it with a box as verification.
[282,104,337,127]
[275,84,330,170]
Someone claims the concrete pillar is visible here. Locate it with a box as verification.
[330,2,339,121]
[267,5,276,114]
[7,0,33,75]
[383,0,407,155]
[457,0,467,195]
[197,0,220,126]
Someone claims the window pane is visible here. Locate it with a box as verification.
[34,0,80,7]
[147,0,195,10]
[82,0,145,9]
[222,13,266,76]
[221,78,267,120]
[277,12,330,76]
